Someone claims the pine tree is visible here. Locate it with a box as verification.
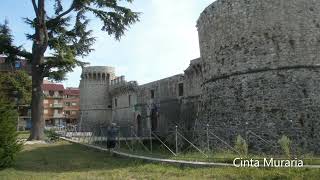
[0,0,140,140]
[0,71,32,105]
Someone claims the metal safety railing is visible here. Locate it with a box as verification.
[58,122,303,162]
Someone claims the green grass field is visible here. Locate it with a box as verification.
[0,140,319,180]
[17,131,30,140]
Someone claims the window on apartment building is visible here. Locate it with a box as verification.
[128,95,131,106]
[115,98,118,107]
[71,111,76,115]
[65,102,71,106]
[44,99,48,104]
[44,109,48,114]
[72,102,77,106]
[49,90,54,96]
[65,111,70,115]
[151,90,155,99]
[178,83,184,97]
[59,91,63,96]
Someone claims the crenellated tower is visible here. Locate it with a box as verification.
[79,66,115,130]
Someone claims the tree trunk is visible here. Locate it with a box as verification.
[28,46,45,140]
[28,0,48,140]
[28,41,47,140]
[28,63,45,140]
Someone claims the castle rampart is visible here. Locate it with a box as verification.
[197,0,320,153]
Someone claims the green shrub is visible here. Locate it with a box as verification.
[45,129,59,142]
[234,135,248,157]
[0,98,22,168]
[278,135,291,158]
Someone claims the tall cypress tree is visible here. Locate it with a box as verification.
[0,97,21,168]
[0,0,140,140]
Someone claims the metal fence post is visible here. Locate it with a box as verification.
[175,125,178,154]
[245,121,248,142]
[130,125,133,151]
[150,128,153,153]
[99,126,103,146]
[118,125,121,149]
[206,124,210,151]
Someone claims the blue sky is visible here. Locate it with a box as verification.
[0,0,214,87]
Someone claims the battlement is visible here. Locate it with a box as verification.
[110,76,126,86]
[184,58,202,75]
[110,78,138,96]
[81,66,115,81]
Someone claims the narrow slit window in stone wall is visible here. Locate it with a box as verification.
[179,83,184,96]
[128,95,131,106]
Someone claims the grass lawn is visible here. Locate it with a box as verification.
[17,131,30,140]
[0,141,319,180]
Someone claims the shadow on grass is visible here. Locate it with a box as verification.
[13,141,145,173]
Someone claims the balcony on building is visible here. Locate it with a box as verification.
[42,83,65,98]
[0,55,32,74]
[53,113,64,118]
[49,103,64,108]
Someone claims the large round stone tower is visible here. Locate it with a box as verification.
[79,66,115,130]
[197,0,320,153]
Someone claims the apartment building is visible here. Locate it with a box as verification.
[0,54,31,73]
[42,82,65,126]
[63,88,80,125]
[1,54,80,129]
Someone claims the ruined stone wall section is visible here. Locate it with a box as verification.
[197,0,320,153]
[184,58,203,97]
[111,92,137,128]
[136,75,184,134]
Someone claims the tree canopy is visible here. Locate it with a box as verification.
[24,0,140,81]
[0,71,32,105]
[0,0,140,140]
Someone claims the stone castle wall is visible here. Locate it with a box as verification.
[110,80,138,136]
[197,0,320,153]
[182,58,203,131]
[136,74,185,135]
